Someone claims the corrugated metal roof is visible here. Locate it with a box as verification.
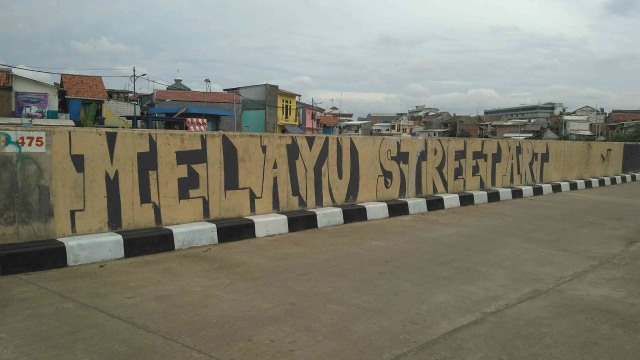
[148,107,233,116]
[155,90,240,103]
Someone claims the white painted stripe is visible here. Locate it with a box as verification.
[588,178,600,188]
[555,182,570,192]
[624,175,632,182]
[574,180,586,190]
[601,177,612,186]
[309,207,344,228]
[516,186,534,198]
[614,176,622,184]
[58,232,124,266]
[538,184,553,195]
[361,202,390,220]
[401,198,428,214]
[467,191,488,205]
[246,214,289,237]
[439,194,460,209]
[166,222,217,250]
[494,188,512,201]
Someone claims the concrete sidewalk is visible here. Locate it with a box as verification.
[1,182,640,360]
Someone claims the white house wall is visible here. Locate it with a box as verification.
[12,76,58,113]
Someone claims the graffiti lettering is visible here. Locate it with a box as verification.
[29,131,584,237]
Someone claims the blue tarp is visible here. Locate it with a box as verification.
[148,107,234,117]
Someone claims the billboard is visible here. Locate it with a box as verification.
[15,92,48,119]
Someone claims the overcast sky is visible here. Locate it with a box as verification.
[2,0,639,117]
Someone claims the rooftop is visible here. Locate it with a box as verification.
[155,90,241,103]
[278,89,301,97]
[167,78,191,91]
[60,74,107,99]
[319,115,338,127]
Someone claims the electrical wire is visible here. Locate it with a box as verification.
[6,65,130,71]
[0,63,130,77]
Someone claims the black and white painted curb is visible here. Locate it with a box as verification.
[1,174,638,276]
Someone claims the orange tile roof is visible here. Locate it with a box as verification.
[609,112,640,123]
[319,115,338,126]
[155,90,241,103]
[61,74,107,99]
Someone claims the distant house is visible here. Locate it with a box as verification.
[607,110,640,124]
[421,112,451,130]
[571,105,601,116]
[605,111,640,139]
[561,115,594,139]
[147,89,241,131]
[0,68,59,119]
[297,101,324,134]
[365,113,399,124]
[341,120,372,135]
[408,105,439,119]
[484,102,565,123]
[491,121,527,137]
[319,115,339,134]
[58,74,108,125]
[322,106,354,134]
[372,122,398,135]
[277,89,303,133]
[223,84,302,133]
[609,121,640,135]
[450,115,480,137]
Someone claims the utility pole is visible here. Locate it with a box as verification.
[312,97,315,134]
[131,66,147,129]
[133,66,137,129]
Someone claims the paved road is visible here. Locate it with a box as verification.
[2,182,640,360]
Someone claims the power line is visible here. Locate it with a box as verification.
[0,63,129,77]
[6,65,130,71]
[138,76,169,87]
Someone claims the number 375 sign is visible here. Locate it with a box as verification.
[0,131,47,153]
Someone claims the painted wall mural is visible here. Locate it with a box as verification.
[0,130,52,242]
[0,127,633,242]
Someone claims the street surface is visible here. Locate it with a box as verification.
[2,182,640,360]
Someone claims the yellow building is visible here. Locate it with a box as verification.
[277,89,301,133]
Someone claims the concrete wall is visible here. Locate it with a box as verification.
[1,129,54,243]
[105,99,134,117]
[1,126,638,244]
[265,85,278,133]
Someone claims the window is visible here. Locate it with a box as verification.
[281,99,292,120]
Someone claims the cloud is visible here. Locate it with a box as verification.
[405,83,430,97]
[2,1,639,119]
[285,75,315,92]
[603,0,640,16]
[407,57,439,73]
[70,37,139,55]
